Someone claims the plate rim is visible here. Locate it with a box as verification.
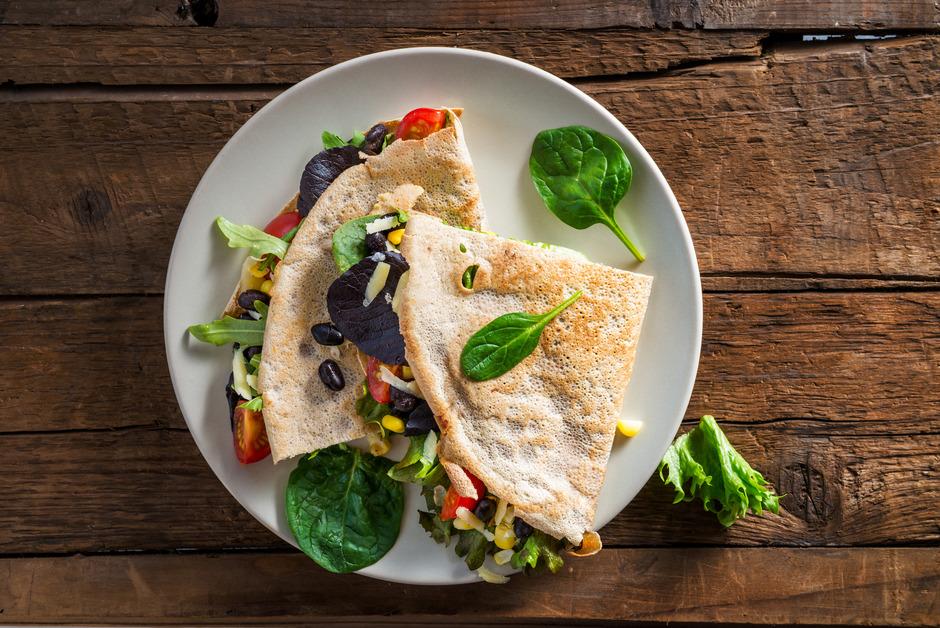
[164,46,703,585]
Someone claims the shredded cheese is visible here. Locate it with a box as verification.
[477,565,510,584]
[379,365,424,399]
[362,261,390,307]
[456,507,495,542]
[365,215,400,234]
[493,549,515,566]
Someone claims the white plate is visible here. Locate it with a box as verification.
[164,48,701,585]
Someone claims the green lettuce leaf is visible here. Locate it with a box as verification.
[659,415,780,527]
[418,510,453,546]
[187,316,264,347]
[510,531,564,574]
[387,432,443,484]
[241,396,263,411]
[321,131,347,149]
[216,216,288,259]
[454,529,489,571]
[355,386,391,423]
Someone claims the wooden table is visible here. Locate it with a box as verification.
[2,1,938,625]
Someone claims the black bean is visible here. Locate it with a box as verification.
[224,372,241,431]
[242,345,261,361]
[513,518,533,541]
[365,231,387,253]
[361,123,388,155]
[403,402,438,436]
[389,386,418,414]
[318,359,345,391]
[237,289,270,311]
[311,322,344,346]
[473,498,496,523]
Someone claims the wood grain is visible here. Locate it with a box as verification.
[0,36,937,295]
[0,0,936,29]
[1,293,938,553]
[6,292,937,434]
[1,549,937,625]
[0,27,766,84]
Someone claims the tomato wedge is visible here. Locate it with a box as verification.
[264,211,302,239]
[366,356,400,405]
[440,469,486,521]
[395,108,446,141]
[233,404,270,464]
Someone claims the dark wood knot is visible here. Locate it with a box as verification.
[69,189,112,228]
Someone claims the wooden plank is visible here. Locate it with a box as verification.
[0,26,766,84]
[6,292,937,434]
[1,389,937,552]
[0,549,937,625]
[0,0,936,29]
[1,36,937,294]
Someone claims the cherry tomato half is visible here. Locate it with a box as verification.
[395,108,446,141]
[233,404,271,464]
[365,356,399,405]
[264,211,302,239]
[440,469,486,521]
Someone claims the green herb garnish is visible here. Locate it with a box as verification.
[387,432,443,485]
[215,216,288,260]
[285,444,404,573]
[510,530,565,574]
[659,415,780,527]
[529,126,644,261]
[187,316,264,347]
[461,265,478,289]
[460,291,582,381]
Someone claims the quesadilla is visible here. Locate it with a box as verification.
[397,213,652,545]
[259,110,485,462]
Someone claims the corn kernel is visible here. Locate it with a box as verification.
[387,228,405,245]
[381,414,405,434]
[249,261,268,278]
[401,365,413,380]
[494,524,516,550]
[260,279,273,294]
[617,418,643,438]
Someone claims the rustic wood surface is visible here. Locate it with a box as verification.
[1,1,938,625]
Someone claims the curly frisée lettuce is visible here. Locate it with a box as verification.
[659,415,780,527]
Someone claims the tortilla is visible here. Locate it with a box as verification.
[397,213,652,544]
[258,112,485,462]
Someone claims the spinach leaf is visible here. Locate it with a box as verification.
[461,291,582,381]
[331,214,384,273]
[285,444,404,573]
[454,529,489,571]
[529,126,644,261]
[659,415,780,527]
[388,432,440,484]
[187,316,265,347]
[215,216,289,260]
[510,531,565,574]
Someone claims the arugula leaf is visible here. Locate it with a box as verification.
[322,131,347,149]
[349,130,366,147]
[510,531,565,574]
[418,510,453,546]
[454,529,489,571]
[659,415,780,527]
[241,396,263,411]
[188,316,264,347]
[285,444,404,573]
[355,385,391,423]
[215,217,289,259]
[461,291,582,381]
[388,432,440,484]
[529,126,644,261]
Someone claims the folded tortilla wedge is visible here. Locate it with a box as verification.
[259,112,485,462]
[398,213,652,544]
